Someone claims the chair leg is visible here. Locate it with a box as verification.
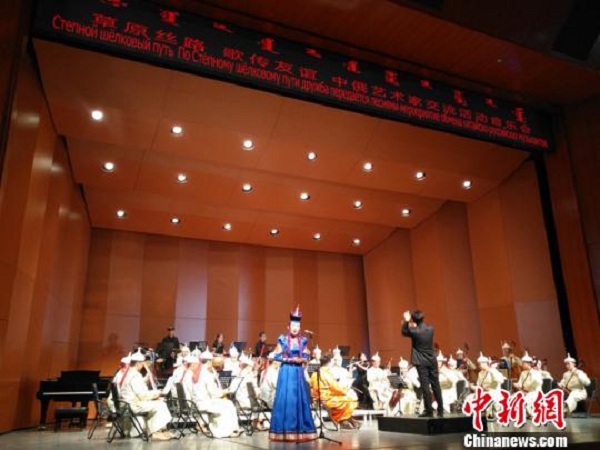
[87,418,98,439]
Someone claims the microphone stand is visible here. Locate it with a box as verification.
[303,332,341,446]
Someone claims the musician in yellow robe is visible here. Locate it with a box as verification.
[310,355,360,429]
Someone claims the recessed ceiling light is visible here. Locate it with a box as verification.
[222,222,232,231]
[242,183,253,192]
[312,233,321,241]
[91,110,104,121]
[177,173,188,183]
[353,200,363,209]
[170,217,181,224]
[116,209,126,219]
[269,228,280,236]
[171,125,183,135]
[363,161,373,172]
[402,208,412,217]
[415,171,426,180]
[351,238,361,247]
[242,139,254,150]
[307,151,318,161]
[102,161,115,172]
[299,192,310,201]
[462,180,472,189]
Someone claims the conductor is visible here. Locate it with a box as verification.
[401,310,444,417]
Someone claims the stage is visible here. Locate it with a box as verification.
[1,417,599,449]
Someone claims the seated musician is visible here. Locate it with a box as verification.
[161,354,189,398]
[190,349,241,438]
[559,353,591,414]
[330,348,357,400]
[230,352,265,430]
[119,349,174,441]
[212,333,225,354]
[465,352,505,415]
[533,357,553,380]
[108,353,131,413]
[367,352,395,412]
[436,351,461,413]
[455,348,477,382]
[309,345,322,365]
[398,357,421,415]
[513,351,542,415]
[259,351,280,408]
[447,356,467,410]
[224,345,241,376]
[310,355,360,429]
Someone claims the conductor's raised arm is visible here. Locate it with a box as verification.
[401,311,412,337]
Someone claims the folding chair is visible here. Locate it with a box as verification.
[229,380,254,436]
[106,383,149,443]
[174,382,213,438]
[87,383,111,439]
[247,382,271,428]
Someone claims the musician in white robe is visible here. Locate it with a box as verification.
[398,357,420,415]
[465,352,505,412]
[330,352,358,402]
[260,352,280,408]
[367,352,394,411]
[230,353,265,430]
[435,351,460,413]
[191,349,241,438]
[447,356,467,410]
[558,353,591,413]
[309,345,322,365]
[108,353,131,413]
[533,357,553,380]
[161,356,188,397]
[513,351,543,415]
[119,350,173,441]
[224,346,241,377]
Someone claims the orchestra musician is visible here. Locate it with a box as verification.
[558,353,591,414]
[436,351,463,413]
[465,352,505,416]
[254,331,268,358]
[310,354,360,429]
[212,333,225,355]
[119,349,174,441]
[350,352,372,409]
[513,351,542,415]
[367,352,395,413]
[397,357,421,415]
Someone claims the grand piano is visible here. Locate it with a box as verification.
[36,370,111,428]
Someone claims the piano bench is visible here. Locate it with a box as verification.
[54,407,89,432]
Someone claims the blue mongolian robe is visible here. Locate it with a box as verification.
[268,334,317,442]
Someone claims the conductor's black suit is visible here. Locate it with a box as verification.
[401,320,443,416]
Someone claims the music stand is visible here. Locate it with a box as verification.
[338,345,351,357]
[388,374,407,416]
[232,341,247,353]
[305,358,341,445]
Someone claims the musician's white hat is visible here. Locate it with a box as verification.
[239,352,252,366]
[180,345,190,355]
[184,354,199,364]
[436,351,447,362]
[371,352,381,362]
[456,348,464,355]
[229,346,239,358]
[477,352,490,364]
[398,357,409,369]
[564,353,576,363]
[191,348,201,358]
[312,345,322,356]
[521,351,533,363]
[501,341,511,350]
[131,349,146,362]
[200,349,213,361]
[448,356,457,368]
[332,346,341,357]
[121,352,132,364]
[173,356,184,367]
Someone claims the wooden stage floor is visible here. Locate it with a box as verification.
[1,416,599,449]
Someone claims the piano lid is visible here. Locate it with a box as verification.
[59,370,101,383]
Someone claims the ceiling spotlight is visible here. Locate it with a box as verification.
[116,209,126,219]
[176,173,188,183]
[222,222,232,231]
[170,217,181,224]
[102,161,115,172]
[242,139,254,150]
[462,180,472,189]
[307,151,318,161]
[351,238,361,247]
[269,228,280,236]
[242,183,253,192]
[171,125,183,135]
[91,110,104,121]
[313,233,321,241]
[353,200,363,209]
[299,192,310,201]
[401,208,412,217]
[415,171,426,180]
[363,161,373,172]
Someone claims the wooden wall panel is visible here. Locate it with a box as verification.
[556,96,600,378]
[364,229,416,360]
[79,231,368,367]
[0,54,90,432]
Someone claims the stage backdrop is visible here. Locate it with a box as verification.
[364,161,566,376]
[78,231,369,374]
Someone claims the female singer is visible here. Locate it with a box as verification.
[211,333,224,354]
[268,306,317,442]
